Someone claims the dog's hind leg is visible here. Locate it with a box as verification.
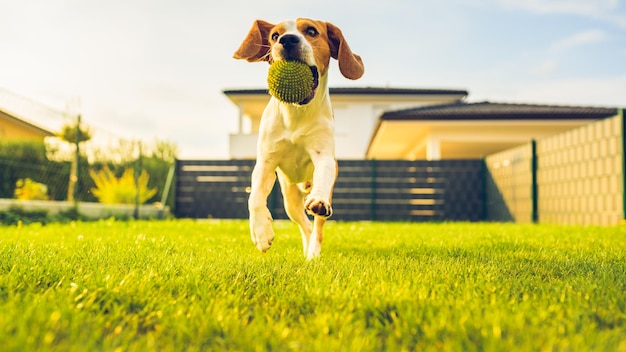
[307,216,326,260]
[277,174,313,257]
[248,161,277,253]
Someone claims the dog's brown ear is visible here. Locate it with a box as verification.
[326,22,364,80]
[233,20,275,62]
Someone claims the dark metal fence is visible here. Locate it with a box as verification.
[175,159,485,221]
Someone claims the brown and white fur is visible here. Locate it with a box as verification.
[233,18,364,259]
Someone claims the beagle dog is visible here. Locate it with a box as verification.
[233,18,364,259]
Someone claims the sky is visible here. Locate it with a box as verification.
[0,0,625,159]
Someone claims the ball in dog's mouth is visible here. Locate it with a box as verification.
[267,60,318,104]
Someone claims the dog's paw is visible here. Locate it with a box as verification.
[306,243,321,260]
[304,196,333,218]
[250,209,274,253]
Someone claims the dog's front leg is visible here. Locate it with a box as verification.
[248,161,277,253]
[304,154,336,218]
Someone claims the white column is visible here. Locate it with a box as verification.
[237,103,244,134]
[426,136,441,160]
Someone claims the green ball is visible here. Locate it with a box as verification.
[267,60,314,103]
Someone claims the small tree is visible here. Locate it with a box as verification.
[58,119,92,202]
[58,122,92,145]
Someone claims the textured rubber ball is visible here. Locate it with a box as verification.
[267,60,314,103]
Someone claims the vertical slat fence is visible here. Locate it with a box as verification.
[175,159,485,221]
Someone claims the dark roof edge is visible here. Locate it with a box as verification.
[223,87,469,96]
[380,101,619,121]
[223,89,269,95]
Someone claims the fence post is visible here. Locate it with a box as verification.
[133,142,142,220]
[480,156,487,221]
[621,108,626,223]
[160,163,176,207]
[370,159,377,221]
[72,114,81,207]
[531,139,538,224]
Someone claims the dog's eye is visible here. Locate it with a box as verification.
[271,32,280,41]
[306,27,318,37]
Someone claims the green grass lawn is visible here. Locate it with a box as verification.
[0,220,625,351]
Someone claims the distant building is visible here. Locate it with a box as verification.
[0,107,54,141]
[224,87,618,160]
[224,87,468,159]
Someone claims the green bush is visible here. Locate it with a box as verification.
[14,178,49,200]
[0,140,47,199]
[0,206,86,226]
[89,166,157,205]
[0,140,77,201]
[0,206,49,225]
[0,139,176,207]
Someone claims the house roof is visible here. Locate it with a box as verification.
[0,107,55,138]
[223,87,469,97]
[380,101,618,121]
[367,101,619,160]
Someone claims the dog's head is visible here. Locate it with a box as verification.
[234,18,364,83]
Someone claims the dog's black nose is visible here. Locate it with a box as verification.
[279,34,300,49]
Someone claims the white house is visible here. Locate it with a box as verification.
[223,87,618,160]
[223,87,467,159]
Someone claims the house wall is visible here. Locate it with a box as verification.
[229,133,258,159]
[229,96,463,159]
[333,101,442,159]
[333,104,378,159]
[229,102,405,159]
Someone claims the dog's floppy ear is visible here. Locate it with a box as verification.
[233,20,275,62]
[326,22,364,80]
